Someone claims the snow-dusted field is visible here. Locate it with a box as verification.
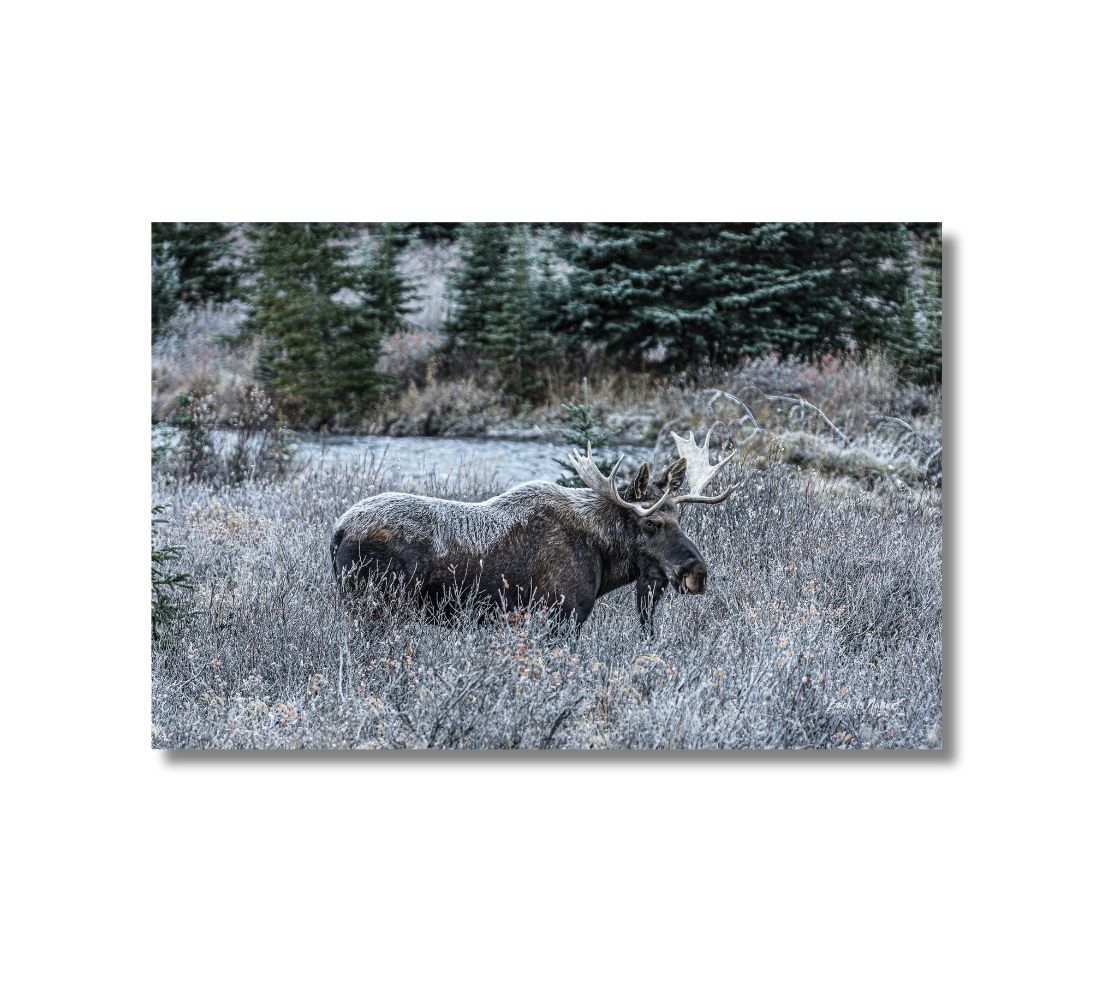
[152,455,941,750]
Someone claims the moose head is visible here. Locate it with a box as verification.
[568,429,742,626]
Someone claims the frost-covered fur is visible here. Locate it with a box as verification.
[335,482,612,559]
[331,476,707,626]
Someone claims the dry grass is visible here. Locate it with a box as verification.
[151,309,941,748]
[375,372,507,437]
[151,452,941,750]
[151,305,256,422]
[152,307,941,490]
[368,349,942,488]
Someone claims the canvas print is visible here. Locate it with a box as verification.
[151,223,943,750]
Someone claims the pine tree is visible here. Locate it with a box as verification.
[532,234,570,337]
[563,224,694,365]
[886,226,942,383]
[716,223,841,357]
[555,378,614,486]
[245,223,381,428]
[921,227,943,363]
[563,223,757,367]
[151,241,181,340]
[836,222,916,352]
[400,223,461,243]
[151,222,238,306]
[444,223,512,360]
[355,224,415,335]
[487,226,553,402]
[151,504,193,639]
[561,223,917,367]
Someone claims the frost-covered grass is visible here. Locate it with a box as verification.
[151,456,941,750]
[153,310,942,496]
[151,304,253,423]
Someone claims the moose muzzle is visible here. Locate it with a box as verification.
[679,560,708,594]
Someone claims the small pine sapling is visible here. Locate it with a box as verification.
[151,504,193,638]
[555,378,614,486]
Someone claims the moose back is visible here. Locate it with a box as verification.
[331,432,741,627]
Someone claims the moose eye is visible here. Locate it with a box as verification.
[642,519,659,536]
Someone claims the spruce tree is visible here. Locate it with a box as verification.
[151,241,181,340]
[885,226,942,383]
[716,223,838,357]
[555,378,614,486]
[838,222,916,351]
[400,223,461,243]
[327,303,393,422]
[921,227,943,373]
[245,223,378,428]
[151,504,193,638]
[488,226,552,402]
[151,222,239,306]
[561,223,916,367]
[355,224,415,335]
[712,223,860,357]
[330,227,405,418]
[531,233,570,337]
[444,223,512,360]
[563,223,795,367]
[563,224,696,366]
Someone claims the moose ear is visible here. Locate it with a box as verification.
[630,463,651,500]
[654,457,687,495]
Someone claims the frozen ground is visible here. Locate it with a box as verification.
[152,455,942,750]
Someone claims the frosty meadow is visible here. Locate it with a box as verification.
[151,223,942,750]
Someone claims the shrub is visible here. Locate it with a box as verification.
[168,387,297,484]
[151,304,255,422]
[151,504,193,639]
[375,374,506,437]
[151,459,941,749]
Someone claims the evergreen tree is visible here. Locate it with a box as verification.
[921,227,943,342]
[532,237,570,336]
[561,223,916,367]
[400,222,461,243]
[330,231,398,418]
[563,223,764,367]
[323,304,393,423]
[245,223,383,428]
[555,378,614,486]
[920,242,944,384]
[488,226,553,401]
[151,504,193,639]
[717,222,915,357]
[151,241,181,340]
[151,222,238,306]
[714,223,839,357]
[444,223,512,359]
[562,224,705,366]
[886,226,942,383]
[355,224,415,335]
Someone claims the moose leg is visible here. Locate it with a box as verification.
[636,574,666,633]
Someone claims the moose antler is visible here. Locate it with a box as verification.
[670,429,742,505]
[569,444,674,517]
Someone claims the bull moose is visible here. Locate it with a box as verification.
[331,430,741,629]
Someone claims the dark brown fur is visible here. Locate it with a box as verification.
[331,460,708,629]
